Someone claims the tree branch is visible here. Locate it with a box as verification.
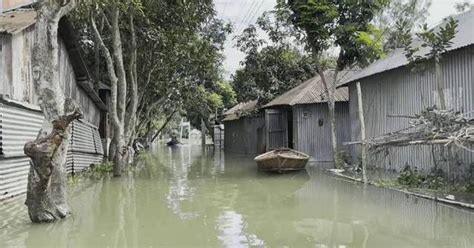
[90,14,121,128]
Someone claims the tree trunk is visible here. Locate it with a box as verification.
[25,101,82,222]
[149,109,178,143]
[435,56,447,110]
[201,118,206,147]
[125,13,138,147]
[25,1,79,223]
[90,5,127,176]
[113,126,126,177]
[318,68,339,166]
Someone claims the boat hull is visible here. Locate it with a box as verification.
[254,148,309,173]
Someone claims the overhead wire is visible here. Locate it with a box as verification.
[238,0,267,34]
[235,0,259,34]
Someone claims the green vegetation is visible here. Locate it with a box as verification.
[232,9,316,104]
[84,162,115,179]
[397,166,446,190]
[335,150,352,169]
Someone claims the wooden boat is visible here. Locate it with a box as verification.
[254,148,310,173]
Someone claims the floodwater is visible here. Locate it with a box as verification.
[1,145,474,248]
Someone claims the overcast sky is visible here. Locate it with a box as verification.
[213,0,472,79]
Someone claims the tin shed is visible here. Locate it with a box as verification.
[222,100,266,155]
[264,71,355,162]
[340,9,474,179]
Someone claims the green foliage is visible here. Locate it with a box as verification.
[397,165,446,190]
[84,161,114,179]
[232,10,317,103]
[401,17,458,69]
[216,81,237,108]
[207,92,224,109]
[335,150,352,169]
[466,183,474,193]
[374,0,431,52]
[455,1,473,12]
[285,0,388,70]
[73,0,231,138]
[397,165,425,187]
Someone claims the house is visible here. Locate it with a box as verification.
[222,100,265,154]
[0,8,108,199]
[340,9,474,179]
[263,72,354,162]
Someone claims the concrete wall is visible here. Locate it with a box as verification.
[348,45,474,180]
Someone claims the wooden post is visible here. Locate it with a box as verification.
[179,118,184,142]
[201,118,206,147]
[356,82,368,184]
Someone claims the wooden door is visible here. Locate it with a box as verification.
[265,109,288,151]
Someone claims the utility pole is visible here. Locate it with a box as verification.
[201,118,206,147]
[356,82,368,184]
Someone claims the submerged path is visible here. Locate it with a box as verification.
[1,145,473,247]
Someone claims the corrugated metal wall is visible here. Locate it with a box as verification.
[0,29,101,127]
[348,45,474,179]
[0,102,104,200]
[223,115,265,155]
[293,102,350,161]
[66,120,104,174]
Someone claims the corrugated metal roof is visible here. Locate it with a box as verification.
[0,9,35,34]
[222,100,259,121]
[264,70,356,108]
[341,8,474,86]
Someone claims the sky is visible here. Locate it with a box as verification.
[213,0,472,79]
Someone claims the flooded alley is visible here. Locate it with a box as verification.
[1,145,474,248]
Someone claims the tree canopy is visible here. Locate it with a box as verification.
[231,9,316,104]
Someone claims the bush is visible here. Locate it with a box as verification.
[86,161,114,178]
[397,165,424,187]
[335,150,352,169]
[397,165,447,190]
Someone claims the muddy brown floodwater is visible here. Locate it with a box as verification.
[1,145,474,247]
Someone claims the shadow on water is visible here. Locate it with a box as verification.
[0,145,473,247]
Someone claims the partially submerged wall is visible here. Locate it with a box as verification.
[293,102,350,161]
[224,115,265,155]
[348,45,474,180]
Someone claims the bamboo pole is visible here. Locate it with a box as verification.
[356,82,368,184]
[201,118,206,147]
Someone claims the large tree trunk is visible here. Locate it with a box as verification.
[125,13,138,147]
[25,0,79,223]
[91,4,128,177]
[25,101,82,222]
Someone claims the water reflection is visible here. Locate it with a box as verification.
[0,145,473,248]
